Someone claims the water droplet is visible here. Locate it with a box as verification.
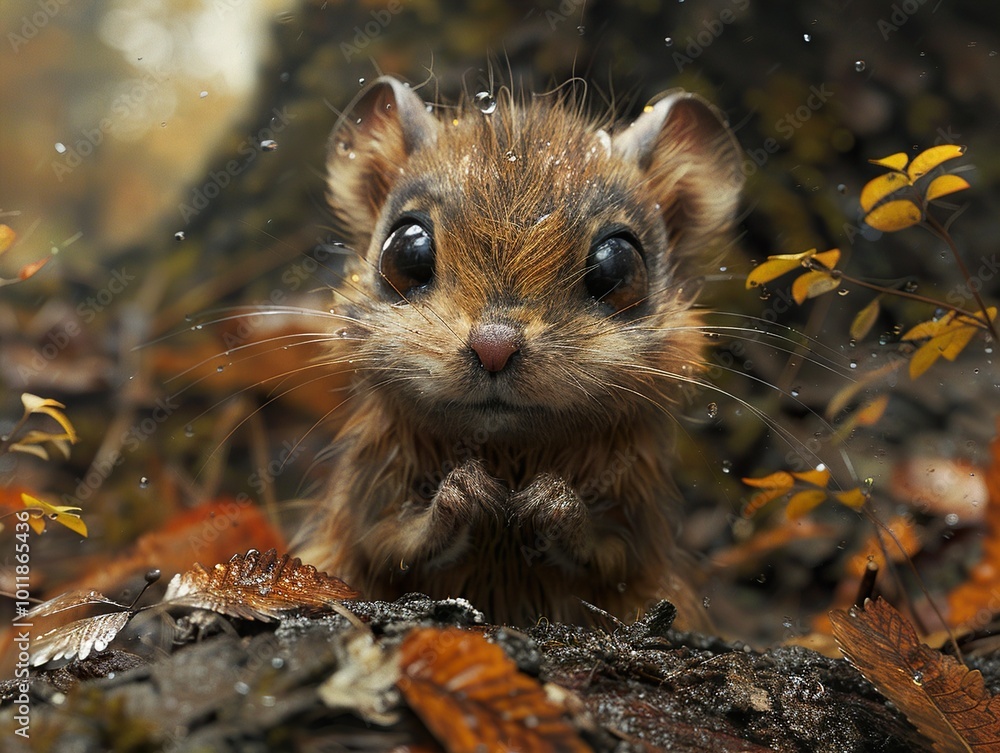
[199,90,208,99]
[837,183,846,194]
[790,386,801,397]
[173,231,185,242]
[722,460,733,474]
[617,582,627,593]
[782,617,794,629]
[702,597,711,608]
[234,681,250,695]
[261,139,278,151]
[707,402,719,418]
[261,695,276,707]
[803,33,811,42]
[664,37,673,46]
[504,150,517,162]
[139,477,150,489]
[576,25,585,35]
[849,359,858,369]
[473,91,497,114]
[837,288,850,296]
[912,672,923,685]
[854,60,866,72]
[55,142,67,154]
[271,657,285,669]
[358,77,366,87]
[756,573,767,584]
[904,280,918,293]
[216,365,225,373]
[279,71,290,83]
[945,513,959,526]
[184,424,194,438]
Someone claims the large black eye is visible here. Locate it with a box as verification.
[379,217,435,297]
[585,234,648,311]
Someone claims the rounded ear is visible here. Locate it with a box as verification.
[613,90,744,259]
[326,77,439,241]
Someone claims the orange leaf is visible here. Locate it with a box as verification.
[860,172,912,213]
[832,598,1000,752]
[854,394,890,427]
[18,256,50,280]
[398,627,590,753]
[0,224,17,255]
[162,548,358,621]
[742,486,795,518]
[810,248,842,271]
[832,487,868,510]
[791,467,832,488]
[907,144,966,181]
[792,269,840,304]
[868,152,909,171]
[742,471,796,490]
[949,421,1000,628]
[785,489,827,520]
[864,199,922,232]
[925,174,970,203]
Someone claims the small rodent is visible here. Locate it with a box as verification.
[299,76,743,625]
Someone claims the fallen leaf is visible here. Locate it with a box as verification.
[949,422,1000,628]
[398,627,590,753]
[832,598,1000,753]
[30,611,133,666]
[22,590,124,620]
[162,548,358,621]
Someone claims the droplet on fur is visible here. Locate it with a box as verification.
[261,139,278,151]
[706,402,718,418]
[854,60,866,72]
[504,150,517,162]
[139,477,150,489]
[473,91,497,114]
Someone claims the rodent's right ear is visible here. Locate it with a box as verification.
[326,77,439,236]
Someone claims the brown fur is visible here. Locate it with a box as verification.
[299,78,743,625]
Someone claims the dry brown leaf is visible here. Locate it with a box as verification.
[398,627,590,753]
[831,598,1000,753]
[30,611,133,666]
[162,548,359,621]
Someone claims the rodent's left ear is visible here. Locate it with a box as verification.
[327,77,439,239]
[614,90,744,258]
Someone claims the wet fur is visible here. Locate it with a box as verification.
[299,79,743,625]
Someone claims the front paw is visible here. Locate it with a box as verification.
[512,474,593,564]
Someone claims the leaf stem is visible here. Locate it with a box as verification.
[923,213,1000,343]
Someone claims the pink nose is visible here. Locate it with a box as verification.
[469,323,521,373]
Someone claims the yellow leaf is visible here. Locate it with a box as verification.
[792,467,832,488]
[868,152,909,171]
[934,326,977,362]
[864,199,922,232]
[792,270,840,304]
[745,251,816,289]
[909,339,945,379]
[20,393,78,444]
[906,144,966,181]
[924,174,970,203]
[850,297,881,341]
[742,471,795,490]
[855,394,890,426]
[810,248,842,271]
[860,172,912,213]
[27,517,46,535]
[0,224,15,256]
[20,493,88,537]
[8,443,50,460]
[833,488,867,510]
[786,489,827,520]
[901,311,955,341]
